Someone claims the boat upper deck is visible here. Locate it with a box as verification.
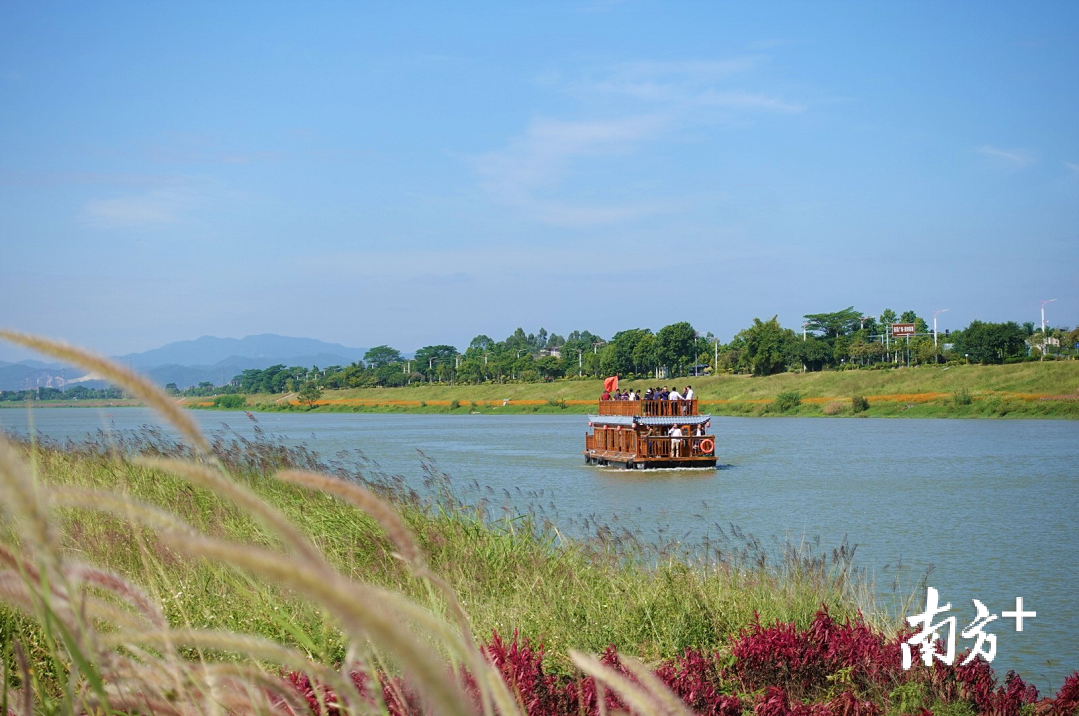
[596,398,700,417]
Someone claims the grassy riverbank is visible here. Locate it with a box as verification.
[6,420,1079,715]
[186,361,1079,418]
[1,430,883,711]
[2,329,1076,714]
[12,433,875,653]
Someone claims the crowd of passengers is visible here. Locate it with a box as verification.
[599,385,694,402]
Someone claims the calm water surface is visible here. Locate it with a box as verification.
[2,407,1076,693]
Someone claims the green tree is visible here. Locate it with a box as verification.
[632,333,658,376]
[655,322,697,376]
[601,328,652,377]
[414,344,458,382]
[298,382,322,406]
[737,317,795,376]
[803,307,863,339]
[363,345,403,367]
[504,327,530,353]
[535,355,563,380]
[789,337,830,372]
[953,321,1028,363]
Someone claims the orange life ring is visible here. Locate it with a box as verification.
[700,438,714,453]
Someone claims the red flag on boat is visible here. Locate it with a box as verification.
[603,376,618,392]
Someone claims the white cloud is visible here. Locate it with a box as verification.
[81,189,192,229]
[472,114,670,224]
[976,145,1036,166]
[577,57,804,113]
[1065,161,1079,174]
[694,89,804,112]
[472,55,806,226]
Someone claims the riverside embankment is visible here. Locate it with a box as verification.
[182,361,1079,418]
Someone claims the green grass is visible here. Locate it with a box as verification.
[194,361,1079,418]
[4,436,876,679]
[4,331,1052,715]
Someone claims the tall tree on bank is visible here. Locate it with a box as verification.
[803,307,863,339]
[363,345,403,367]
[414,344,458,382]
[953,321,1028,363]
[738,317,796,376]
[601,329,652,377]
[656,322,697,377]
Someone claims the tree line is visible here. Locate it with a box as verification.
[162,309,1076,396]
[1,385,126,402]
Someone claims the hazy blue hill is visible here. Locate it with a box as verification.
[0,363,89,391]
[1,335,370,391]
[210,353,361,370]
[115,334,367,369]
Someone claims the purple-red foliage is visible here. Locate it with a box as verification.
[653,648,742,716]
[1045,671,1079,716]
[561,644,629,716]
[728,608,900,698]
[279,628,1078,716]
[280,666,422,716]
[919,654,1040,716]
[482,630,574,716]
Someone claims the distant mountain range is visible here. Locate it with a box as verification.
[0,334,369,391]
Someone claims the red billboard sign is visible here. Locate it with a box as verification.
[892,323,916,336]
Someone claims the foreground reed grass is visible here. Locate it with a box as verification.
[2,331,1077,715]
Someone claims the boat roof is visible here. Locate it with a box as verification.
[588,414,712,427]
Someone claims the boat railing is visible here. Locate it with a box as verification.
[585,428,637,455]
[587,428,714,459]
[640,434,714,459]
[596,399,699,417]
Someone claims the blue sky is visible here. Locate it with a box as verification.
[1,1,1076,362]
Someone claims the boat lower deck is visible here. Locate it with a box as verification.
[583,448,717,469]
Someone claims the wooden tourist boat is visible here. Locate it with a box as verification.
[584,398,717,469]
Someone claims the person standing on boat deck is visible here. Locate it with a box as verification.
[668,424,683,457]
[668,387,683,415]
[600,388,611,401]
[683,385,693,414]
[643,387,653,400]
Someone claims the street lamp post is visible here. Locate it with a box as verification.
[1039,299,1057,360]
[933,309,949,349]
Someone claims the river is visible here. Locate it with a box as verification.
[2,406,1076,694]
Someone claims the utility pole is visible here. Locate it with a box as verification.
[1039,299,1057,360]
